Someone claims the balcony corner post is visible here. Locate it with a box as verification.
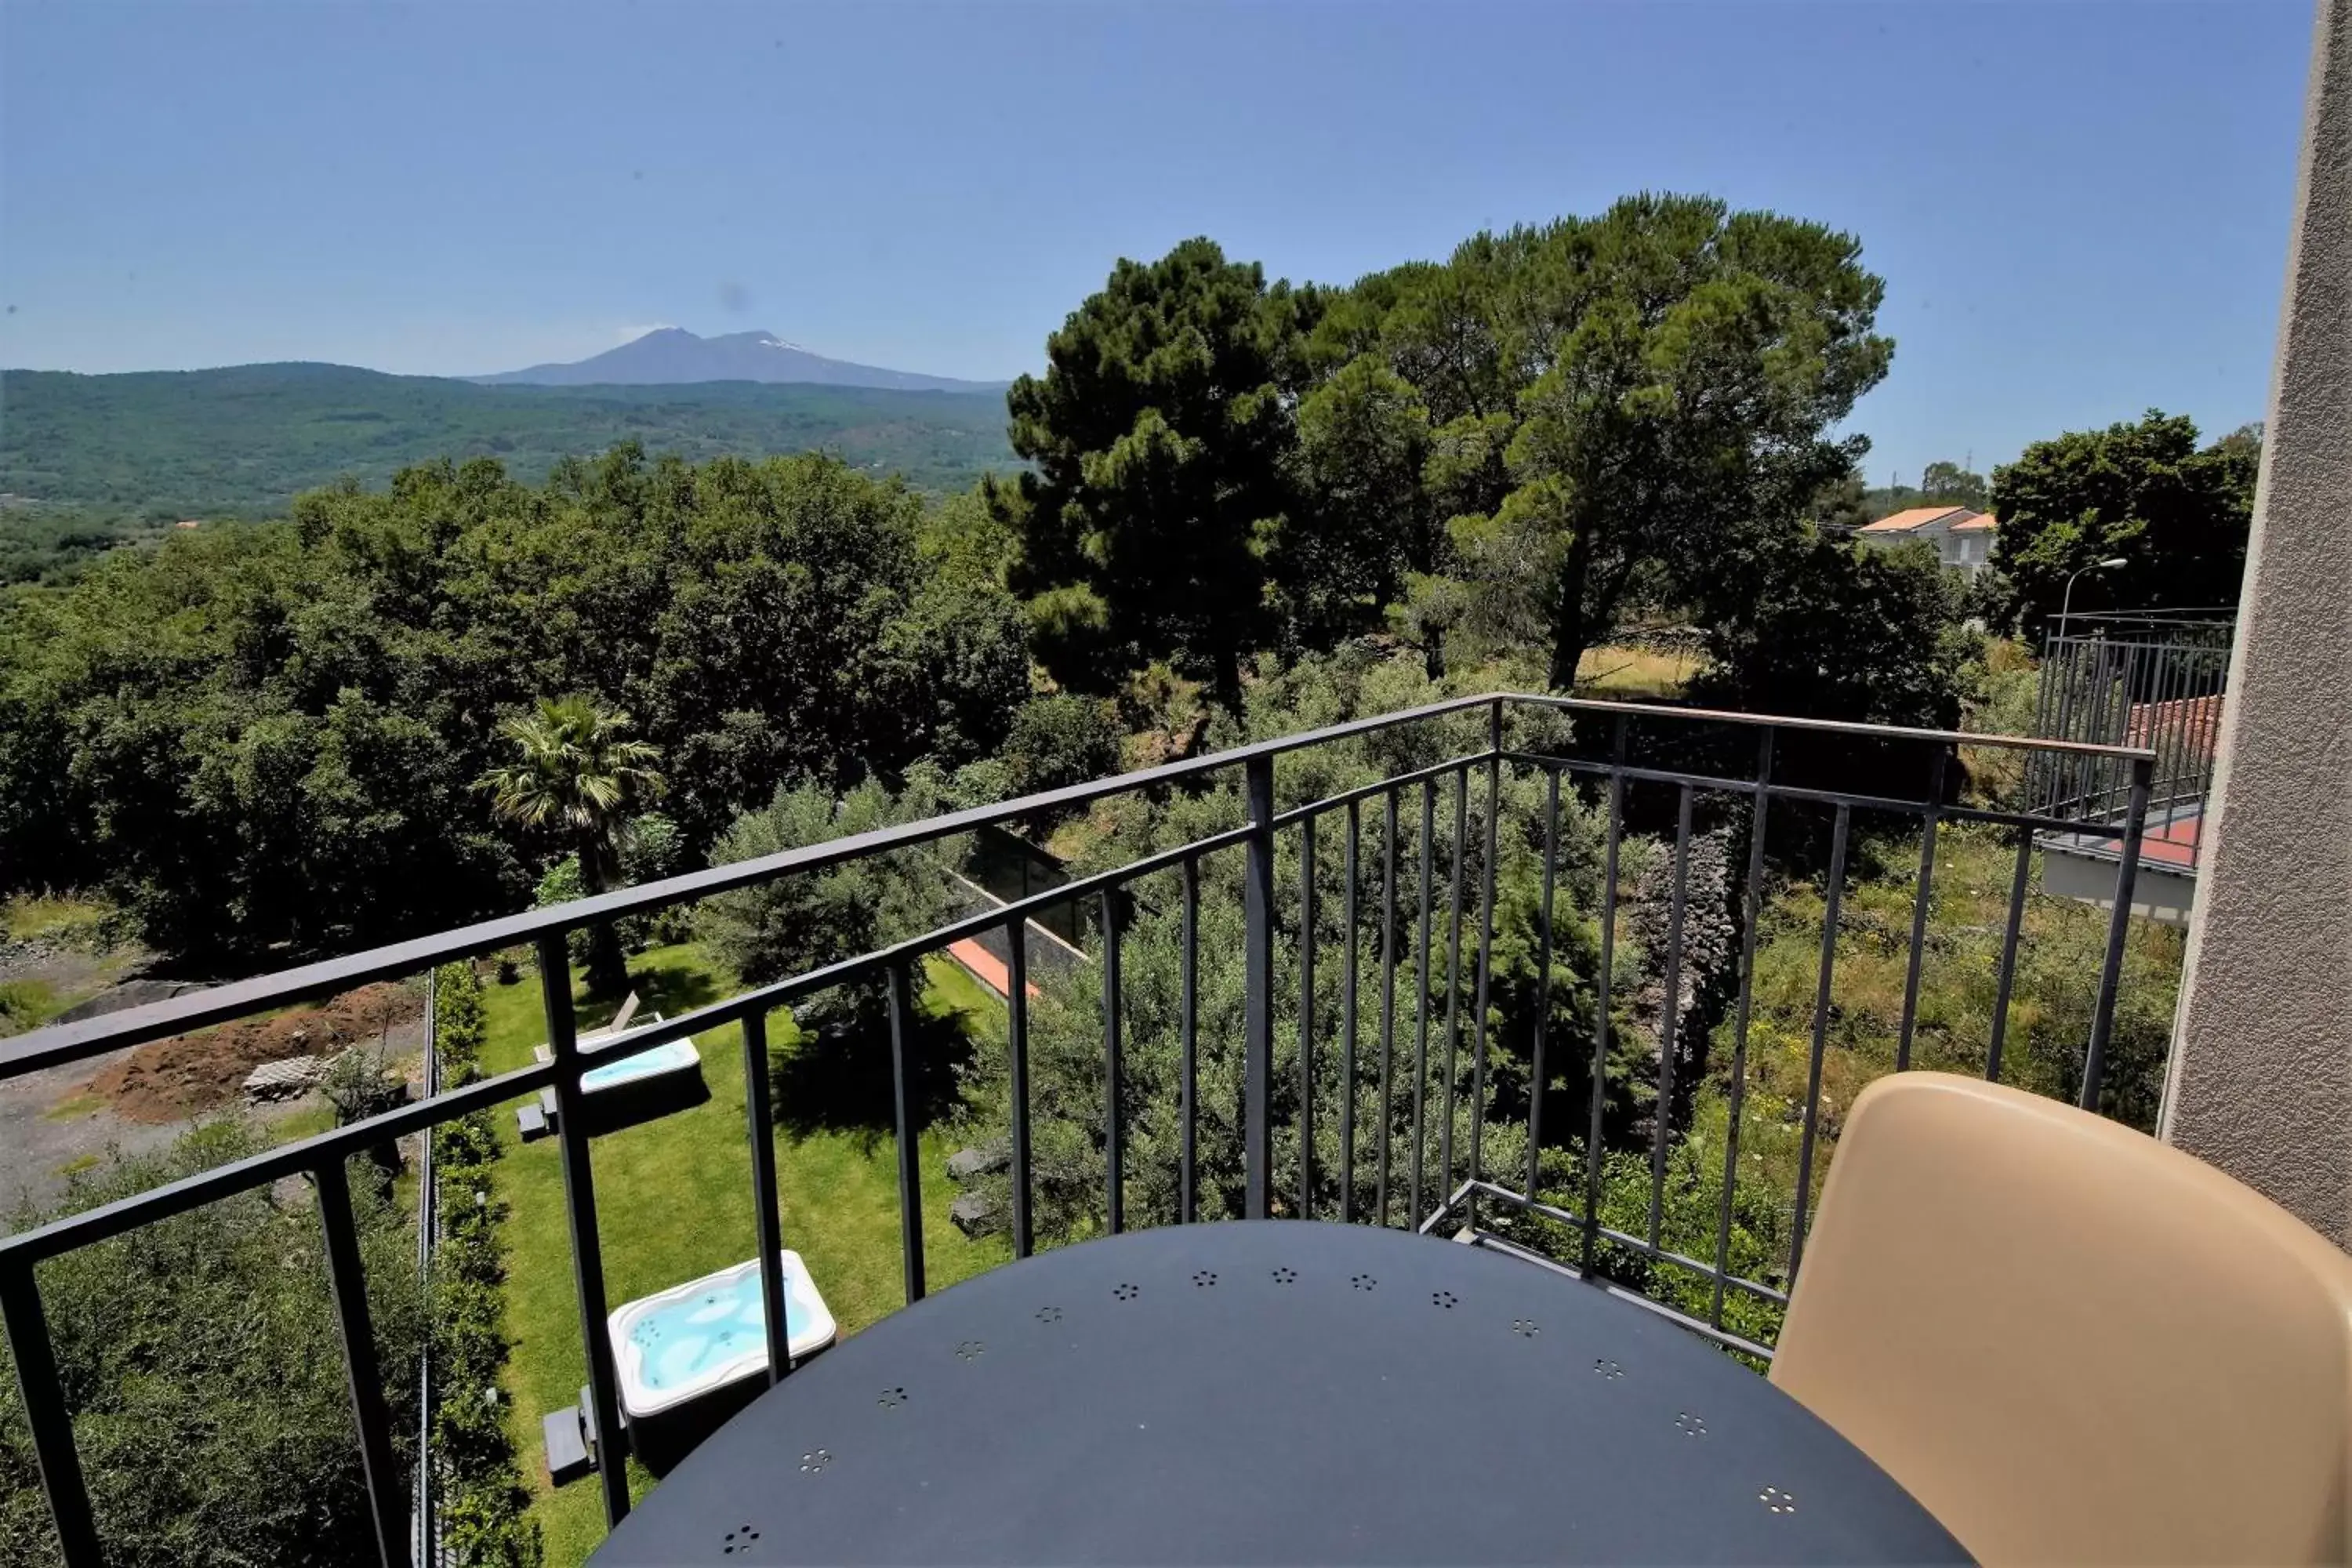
[1244,752,1276,1218]
[536,933,630,1529]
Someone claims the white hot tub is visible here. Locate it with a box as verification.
[607,1250,837,1470]
[580,1034,701,1095]
[570,1017,707,1131]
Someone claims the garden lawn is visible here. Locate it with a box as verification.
[476,943,1011,1566]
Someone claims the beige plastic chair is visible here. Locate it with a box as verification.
[1771,1072,2352,1566]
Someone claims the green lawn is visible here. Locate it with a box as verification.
[474,943,1011,1566]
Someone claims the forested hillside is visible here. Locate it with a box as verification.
[0,365,1017,579]
[0,448,1031,962]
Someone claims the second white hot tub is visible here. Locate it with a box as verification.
[571,1018,708,1132]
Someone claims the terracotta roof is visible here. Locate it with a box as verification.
[1950,513,1998,532]
[2125,695,2224,761]
[1857,506,1975,534]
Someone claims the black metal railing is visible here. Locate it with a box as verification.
[2032,609,2232,865]
[0,694,2158,1566]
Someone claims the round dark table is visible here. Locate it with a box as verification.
[590,1221,1969,1565]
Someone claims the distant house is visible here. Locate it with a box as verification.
[1853,506,1997,575]
[174,519,201,529]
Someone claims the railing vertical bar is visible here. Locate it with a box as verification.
[1376,788,1399,1228]
[1467,702,1502,1230]
[1788,804,1852,1281]
[1101,891,1124,1233]
[2193,647,2223,863]
[535,932,629,1528]
[885,959,927,1302]
[412,967,438,1568]
[2049,632,2084,809]
[1178,859,1198,1227]
[2082,756,2154,1112]
[2027,650,2060,814]
[1896,746,1951,1071]
[2110,644,2142,811]
[1987,824,2034,1084]
[1439,767,1468,1215]
[2114,644,2150,815]
[1006,916,1034,1257]
[1243,753,1277,1219]
[1526,764,1561,1196]
[2168,641,2196,817]
[1339,799,1361,1225]
[739,1009,792,1384]
[1298,812,1317,1218]
[2094,641,2125,811]
[2145,635,2183,817]
[1584,714,1629,1277]
[314,1158,408,1568]
[1710,728,1774,1329]
[2,1264,102,1567]
[1646,785,1696,1250]
[1410,778,1436,1225]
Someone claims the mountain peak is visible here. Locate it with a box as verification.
[478,328,997,393]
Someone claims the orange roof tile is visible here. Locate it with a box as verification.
[1857,506,1969,534]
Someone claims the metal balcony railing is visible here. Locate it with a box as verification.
[0,694,2158,1567]
[2031,609,2233,868]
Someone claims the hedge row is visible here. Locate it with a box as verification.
[430,963,543,1567]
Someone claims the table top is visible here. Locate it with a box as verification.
[590,1221,1969,1565]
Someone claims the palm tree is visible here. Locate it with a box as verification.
[477,695,667,1000]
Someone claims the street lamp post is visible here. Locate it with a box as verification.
[2058,557,2130,650]
[2052,557,2132,812]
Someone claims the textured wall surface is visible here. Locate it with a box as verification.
[2162,0,2352,1243]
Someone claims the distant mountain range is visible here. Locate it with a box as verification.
[477,328,1005,393]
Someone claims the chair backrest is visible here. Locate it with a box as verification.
[1771,1072,2352,1566]
[609,989,642,1034]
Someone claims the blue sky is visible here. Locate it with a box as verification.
[0,1,2314,483]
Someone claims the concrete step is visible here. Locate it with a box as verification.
[543,1406,591,1487]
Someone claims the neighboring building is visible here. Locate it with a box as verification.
[1853,506,1998,575]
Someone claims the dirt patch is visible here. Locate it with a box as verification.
[87,982,423,1123]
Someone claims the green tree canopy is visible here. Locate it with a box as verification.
[695,777,949,1032]
[993,238,1312,706]
[1297,194,1894,687]
[1916,459,1991,511]
[0,448,1029,963]
[477,695,666,996]
[1991,412,2260,641]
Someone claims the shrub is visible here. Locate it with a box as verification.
[425,963,542,1566]
[1001,694,1123,797]
[0,1123,427,1566]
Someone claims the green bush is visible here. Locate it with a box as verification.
[532,810,696,964]
[1001,694,1123,797]
[426,963,541,1566]
[0,1123,427,1566]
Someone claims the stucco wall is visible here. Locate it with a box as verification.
[2161,0,2352,1242]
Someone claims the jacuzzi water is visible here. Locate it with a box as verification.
[580,1036,699,1094]
[611,1250,837,1418]
[627,1269,817,1392]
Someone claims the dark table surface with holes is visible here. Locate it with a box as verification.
[588,1221,1970,1565]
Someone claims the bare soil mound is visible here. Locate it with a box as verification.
[88,982,422,1123]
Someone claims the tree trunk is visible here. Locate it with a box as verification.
[1547,533,1598,692]
[1211,640,1245,715]
[578,833,630,1001]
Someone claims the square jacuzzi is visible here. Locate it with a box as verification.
[608,1250,838,1473]
[572,1018,708,1133]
